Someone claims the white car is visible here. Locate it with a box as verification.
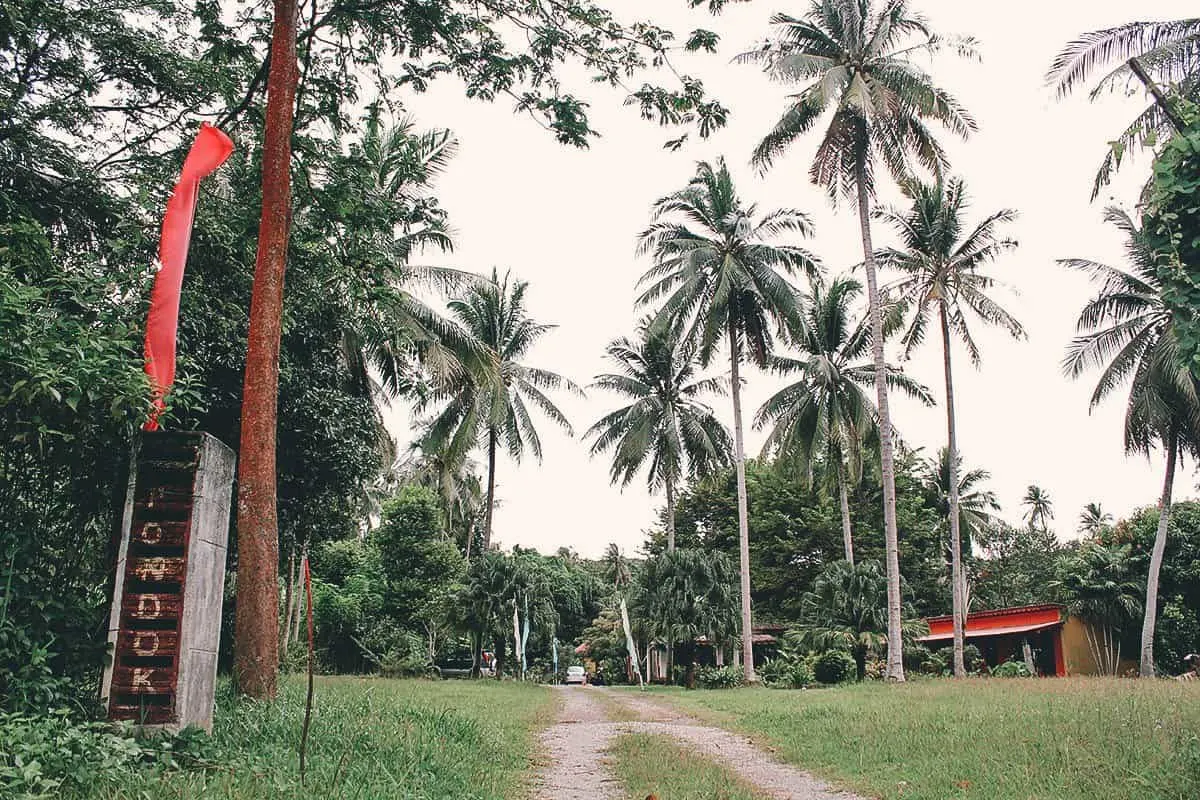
[565,665,587,685]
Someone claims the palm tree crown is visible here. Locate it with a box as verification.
[587,320,732,550]
[1021,485,1055,531]
[1047,18,1200,195]
[755,275,932,562]
[880,177,1024,361]
[419,268,581,550]
[636,157,819,362]
[740,0,977,198]
[1078,502,1114,537]
[1062,207,1200,453]
[921,447,1000,557]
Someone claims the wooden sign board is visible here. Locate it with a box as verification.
[101,432,234,731]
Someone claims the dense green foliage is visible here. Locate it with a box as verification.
[660,457,946,619]
[1144,107,1200,377]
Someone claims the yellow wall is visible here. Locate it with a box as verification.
[1060,617,1139,676]
[1061,617,1099,675]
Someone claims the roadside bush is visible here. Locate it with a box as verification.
[920,644,986,676]
[761,656,814,689]
[0,709,208,798]
[695,665,743,689]
[990,660,1032,678]
[863,659,886,681]
[813,650,856,684]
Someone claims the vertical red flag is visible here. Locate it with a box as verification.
[143,122,234,430]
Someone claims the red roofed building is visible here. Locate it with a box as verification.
[919,604,1135,676]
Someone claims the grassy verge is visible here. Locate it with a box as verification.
[646,679,1200,800]
[607,731,768,800]
[72,677,553,800]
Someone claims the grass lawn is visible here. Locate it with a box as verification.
[642,679,1200,800]
[80,677,555,800]
[607,732,767,800]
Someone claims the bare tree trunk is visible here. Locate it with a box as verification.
[1140,427,1177,677]
[666,479,676,553]
[939,306,966,679]
[482,429,497,551]
[727,319,756,683]
[855,153,904,682]
[1022,638,1035,674]
[281,546,296,657]
[838,465,854,565]
[234,0,298,699]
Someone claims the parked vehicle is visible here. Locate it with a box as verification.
[565,665,586,685]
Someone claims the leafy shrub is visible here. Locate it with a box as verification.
[761,656,814,689]
[0,709,206,798]
[963,644,985,673]
[695,665,744,689]
[863,659,886,681]
[990,660,1032,678]
[920,644,986,676]
[813,650,856,684]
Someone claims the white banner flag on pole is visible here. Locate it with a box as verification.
[620,598,644,689]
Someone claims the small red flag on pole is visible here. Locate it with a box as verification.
[143,122,234,430]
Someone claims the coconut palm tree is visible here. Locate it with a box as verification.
[1078,502,1115,537]
[740,0,977,681]
[1047,17,1200,196]
[586,320,733,551]
[325,109,489,404]
[602,542,632,589]
[878,175,1022,678]
[921,447,1000,625]
[636,157,819,682]
[1062,206,1200,676]
[1021,485,1055,531]
[418,269,581,552]
[756,275,933,564]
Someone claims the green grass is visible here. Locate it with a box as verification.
[82,677,555,800]
[607,732,768,800]
[645,679,1200,800]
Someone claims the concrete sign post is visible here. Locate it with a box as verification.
[101,431,235,732]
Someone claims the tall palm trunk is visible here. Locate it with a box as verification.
[727,320,756,683]
[837,464,854,565]
[234,0,298,699]
[665,479,677,553]
[483,428,497,551]
[939,305,966,678]
[1140,425,1177,676]
[855,153,905,682]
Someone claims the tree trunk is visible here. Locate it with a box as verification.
[1140,426,1177,676]
[483,429,497,551]
[837,465,854,565]
[494,634,505,681]
[939,306,967,679]
[666,479,676,553]
[233,0,299,699]
[727,319,756,683]
[855,152,904,682]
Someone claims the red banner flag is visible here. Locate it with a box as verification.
[143,123,234,430]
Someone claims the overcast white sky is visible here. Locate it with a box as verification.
[383,0,1199,559]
